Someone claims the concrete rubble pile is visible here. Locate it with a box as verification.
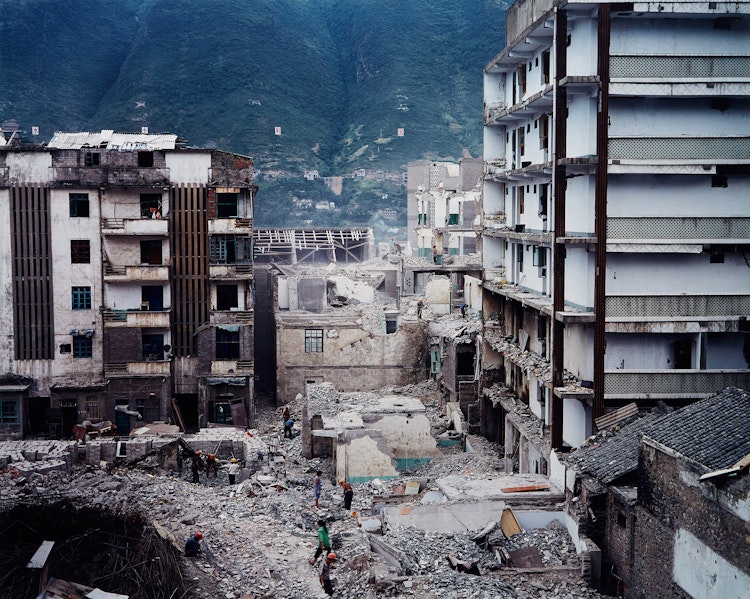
[0,381,606,598]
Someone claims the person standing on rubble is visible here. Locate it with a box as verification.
[184,531,203,557]
[282,406,290,424]
[416,298,424,319]
[283,417,295,438]
[318,552,337,596]
[227,458,240,485]
[314,470,323,508]
[205,453,219,478]
[339,480,353,511]
[190,451,204,484]
[310,519,331,565]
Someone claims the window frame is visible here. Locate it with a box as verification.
[215,328,240,360]
[305,329,323,353]
[72,335,93,358]
[0,399,19,424]
[70,239,91,264]
[69,193,90,218]
[71,286,92,310]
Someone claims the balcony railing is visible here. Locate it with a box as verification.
[607,216,750,240]
[609,136,750,162]
[105,361,171,377]
[101,217,169,235]
[604,369,750,398]
[103,309,170,328]
[51,167,171,186]
[606,294,750,319]
[104,264,169,281]
[611,55,750,79]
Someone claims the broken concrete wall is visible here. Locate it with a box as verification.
[424,276,451,315]
[336,431,399,484]
[328,276,375,304]
[276,319,428,401]
[361,411,441,471]
[287,277,327,312]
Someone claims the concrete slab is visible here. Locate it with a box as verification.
[383,500,507,534]
[435,474,563,502]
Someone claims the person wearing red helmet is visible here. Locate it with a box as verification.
[318,552,337,596]
[185,531,203,557]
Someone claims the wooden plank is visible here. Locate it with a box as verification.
[500,507,522,538]
[26,540,54,569]
[500,483,550,493]
[594,402,638,431]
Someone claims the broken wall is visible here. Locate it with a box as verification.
[336,431,399,484]
[424,276,451,315]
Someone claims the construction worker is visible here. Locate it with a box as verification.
[205,453,219,478]
[227,458,240,485]
[184,531,203,557]
[190,451,204,484]
[339,479,353,511]
[318,552,337,596]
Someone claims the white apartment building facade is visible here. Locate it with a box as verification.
[481,0,750,471]
[0,131,256,439]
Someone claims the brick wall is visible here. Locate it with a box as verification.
[104,328,141,362]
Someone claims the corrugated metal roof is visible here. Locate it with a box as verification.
[47,130,178,150]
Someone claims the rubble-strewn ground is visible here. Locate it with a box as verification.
[0,382,607,599]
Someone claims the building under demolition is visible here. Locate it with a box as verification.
[0,130,257,440]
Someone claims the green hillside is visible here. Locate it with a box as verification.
[0,0,509,228]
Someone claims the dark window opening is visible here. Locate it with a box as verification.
[216,329,240,360]
[72,336,93,358]
[617,511,627,528]
[385,314,398,334]
[216,284,239,311]
[457,351,475,376]
[305,329,323,353]
[673,339,692,369]
[709,250,725,263]
[711,175,728,188]
[72,286,91,310]
[533,246,547,267]
[71,240,90,264]
[84,152,100,166]
[140,193,162,218]
[210,235,252,264]
[59,344,72,354]
[142,333,164,360]
[0,399,19,424]
[140,239,162,265]
[212,400,233,424]
[141,285,164,311]
[217,193,239,218]
[69,193,89,217]
[137,151,154,167]
[136,396,160,422]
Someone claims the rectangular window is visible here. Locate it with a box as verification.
[140,193,162,218]
[84,152,100,166]
[217,193,239,218]
[533,246,547,267]
[305,329,323,353]
[140,239,162,265]
[210,235,252,264]
[142,333,164,360]
[69,193,90,217]
[542,51,550,84]
[141,285,164,311]
[86,396,100,420]
[73,336,93,358]
[518,187,525,214]
[70,240,91,264]
[216,284,239,311]
[137,151,154,167]
[216,328,240,360]
[539,114,549,150]
[0,399,19,424]
[135,396,160,422]
[72,286,92,310]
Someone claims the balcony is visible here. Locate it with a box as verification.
[104,264,169,281]
[607,216,750,243]
[101,217,169,236]
[105,360,171,378]
[210,310,254,325]
[51,166,171,187]
[208,218,253,234]
[210,360,254,376]
[609,136,750,166]
[103,309,170,328]
[610,54,750,96]
[604,369,750,400]
[209,264,253,279]
[606,294,750,320]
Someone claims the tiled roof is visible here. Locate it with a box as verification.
[564,414,659,484]
[643,387,750,471]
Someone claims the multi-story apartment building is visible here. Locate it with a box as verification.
[0,130,256,439]
[481,0,750,468]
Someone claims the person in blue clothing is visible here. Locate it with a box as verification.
[284,418,294,438]
[184,531,202,557]
[314,470,323,508]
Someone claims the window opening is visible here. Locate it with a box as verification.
[72,335,93,358]
[0,399,19,424]
[140,193,162,218]
[216,329,240,359]
[137,151,154,167]
[217,284,239,311]
[84,152,100,166]
[217,193,239,218]
[69,193,89,217]
[71,240,90,264]
[305,329,323,353]
[140,239,162,265]
[71,286,91,310]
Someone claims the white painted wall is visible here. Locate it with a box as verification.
[564,246,595,310]
[567,17,597,76]
[100,188,169,219]
[608,174,750,216]
[604,333,694,370]
[563,397,589,448]
[106,282,170,310]
[606,253,750,295]
[564,324,594,381]
[673,528,750,599]
[164,152,211,184]
[565,176,595,235]
[0,190,14,373]
[611,18,750,55]
[6,152,52,183]
[706,333,747,369]
[566,95,598,157]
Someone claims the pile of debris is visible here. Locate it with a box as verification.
[0,381,607,599]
